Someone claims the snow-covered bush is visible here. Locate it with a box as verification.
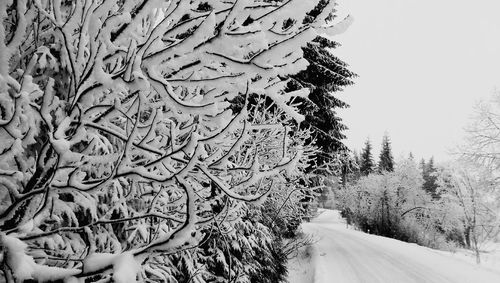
[337,157,456,249]
[192,204,289,283]
[0,0,351,281]
[436,162,500,262]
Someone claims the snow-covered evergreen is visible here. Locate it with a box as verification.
[0,0,351,281]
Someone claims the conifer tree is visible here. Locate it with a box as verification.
[419,158,426,174]
[348,150,362,181]
[360,139,374,176]
[289,0,356,171]
[378,134,395,172]
[423,157,439,198]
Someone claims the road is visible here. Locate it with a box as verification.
[288,210,500,283]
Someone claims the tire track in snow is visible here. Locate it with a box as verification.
[316,225,451,283]
[290,210,500,283]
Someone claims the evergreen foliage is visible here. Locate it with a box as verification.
[421,158,439,198]
[359,139,374,176]
[338,150,361,185]
[0,0,354,282]
[378,134,395,172]
[288,0,356,172]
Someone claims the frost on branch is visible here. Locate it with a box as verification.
[0,0,348,281]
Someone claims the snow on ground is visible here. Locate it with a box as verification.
[438,242,500,272]
[287,209,500,283]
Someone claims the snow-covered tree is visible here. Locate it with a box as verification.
[436,162,500,263]
[359,138,374,176]
[421,157,439,198]
[289,6,356,173]
[0,0,352,281]
[378,134,394,172]
[337,157,452,247]
[461,91,500,169]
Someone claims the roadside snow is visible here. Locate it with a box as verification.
[287,209,500,283]
[434,243,500,274]
[287,244,317,283]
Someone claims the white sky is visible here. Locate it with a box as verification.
[333,0,500,162]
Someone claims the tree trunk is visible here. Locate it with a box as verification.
[475,247,481,264]
[472,228,481,264]
[464,225,471,248]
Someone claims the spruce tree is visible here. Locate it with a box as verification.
[419,158,426,173]
[288,0,356,171]
[350,150,362,181]
[409,152,414,160]
[422,157,439,198]
[378,134,395,172]
[360,139,374,176]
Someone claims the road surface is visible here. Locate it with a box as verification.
[288,210,500,283]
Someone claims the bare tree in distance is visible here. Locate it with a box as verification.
[460,91,500,170]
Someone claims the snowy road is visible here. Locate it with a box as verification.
[288,210,500,283]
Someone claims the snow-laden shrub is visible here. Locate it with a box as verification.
[435,162,500,262]
[0,0,352,281]
[336,157,460,250]
[160,204,289,283]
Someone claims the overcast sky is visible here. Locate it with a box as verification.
[333,0,500,162]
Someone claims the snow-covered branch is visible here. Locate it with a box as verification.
[0,0,347,281]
